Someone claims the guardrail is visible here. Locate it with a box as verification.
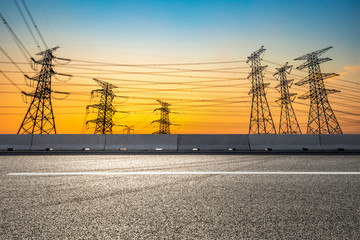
[0,134,359,152]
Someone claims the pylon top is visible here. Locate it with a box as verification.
[294,46,332,61]
[36,46,59,56]
[93,78,118,90]
[246,46,265,63]
[273,62,293,76]
[156,99,171,107]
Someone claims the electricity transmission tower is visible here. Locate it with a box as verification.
[152,100,172,134]
[294,46,342,134]
[247,46,276,134]
[122,125,134,134]
[18,46,69,134]
[86,78,119,134]
[274,62,301,134]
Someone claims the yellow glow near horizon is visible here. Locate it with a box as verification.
[0,45,359,134]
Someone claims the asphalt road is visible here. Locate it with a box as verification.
[1,154,359,239]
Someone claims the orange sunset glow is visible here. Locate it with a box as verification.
[0,0,359,134]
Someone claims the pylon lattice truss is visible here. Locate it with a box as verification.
[294,46,342,134]
[152,100,172,134]
[274,62,301,134]
[247,46,276,134]
[86,78,119,134]
[18,46,69,134]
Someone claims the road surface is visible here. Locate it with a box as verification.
[1,154,359,239]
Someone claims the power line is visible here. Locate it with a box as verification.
[39,0,58,46]
[56,65,247,80]
[0,46,28,76]
[20,0,48,49]
[54,65,250,74]
[63,58,246,67]
[0,69,23,92]
[13,0,42,51]
[0,11,32,62]
[0,105,85,108]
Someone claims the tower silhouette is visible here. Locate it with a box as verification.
[152,100,172,134]
[247,46,276,134]
[274,62,301,134]
[18,46,68,134]
[294,46,342,134]
[86,78,118,134]
[122,125,134,134]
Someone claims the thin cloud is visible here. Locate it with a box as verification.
[340,64,360,76]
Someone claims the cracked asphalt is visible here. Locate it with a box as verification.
[1,154,359,239]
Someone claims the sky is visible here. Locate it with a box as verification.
[0,0,359,134]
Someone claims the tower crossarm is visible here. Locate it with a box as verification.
[296,57,332,70]
[55,72,73,77]
[21,91,35,97]
[86,119,101,125]
[294,46,333,61]
[24,69,56,81]
[247,65,268,79]
[248,83,270,95]
[295,73,339,86]
[86,104,102,110]
[52,90,69,95]
[154,107,170,113]
[275,79,293,89]
[325,89,341,95]
[298,91,310,100]
[298,89,340,100]
[276,93,297,102]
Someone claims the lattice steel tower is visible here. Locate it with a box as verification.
[247,46,276,134]
[294,46,342,134]
[86,78,118,134]
[122,125,134,134]
[274,62,301,134]
[18,46,68,134]
[152,100,171,134]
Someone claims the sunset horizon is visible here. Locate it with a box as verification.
[1,0,359,134]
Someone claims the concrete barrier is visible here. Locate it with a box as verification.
[249,134,322,151]
[320,134,360,151]
[177,134,250,151]
[0,134,33,151]
[1,134,358,152]
[105,134,178,151]
[31,134,106,151]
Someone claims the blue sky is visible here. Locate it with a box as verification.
[1,0,359,68]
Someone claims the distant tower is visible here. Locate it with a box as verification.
[247,46,276,134]
[122,125,134,134]
[274,62,301,134]
[86,78,118,134]
[152,100,172,134]
[294,46,342,134]
[18,46,68,134]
